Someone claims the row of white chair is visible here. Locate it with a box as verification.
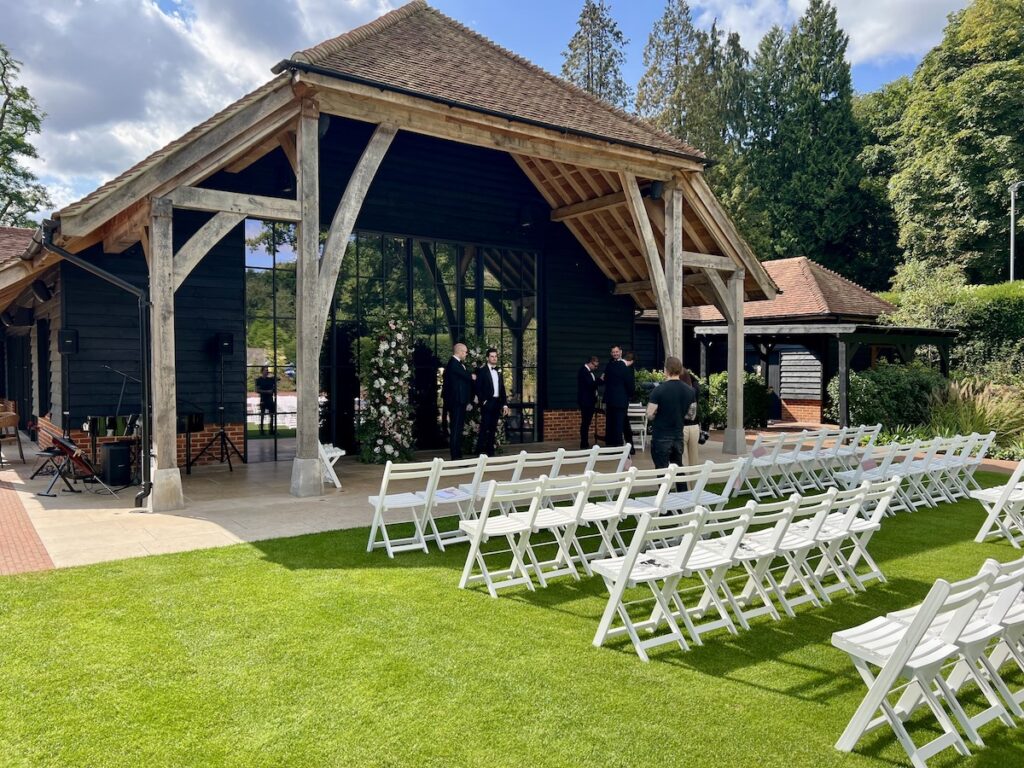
[832,554,1024,767]
[455,460,751,597]
[591,478,900,661]
[835,432,996,514]
[366,445,631,558]
[741,425,883,499]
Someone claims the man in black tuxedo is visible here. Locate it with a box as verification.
[622,351,638,455]
[601,345,629,447]
[576,355,599,449]
[474,347,508,457]
[442,342,474,459]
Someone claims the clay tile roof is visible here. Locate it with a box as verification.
[288,0,704,162]
[682,257,894,324]
[0,227,34,269]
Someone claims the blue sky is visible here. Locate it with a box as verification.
[5,0,968,215]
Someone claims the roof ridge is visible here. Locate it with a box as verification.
[419,6,705,159]
[794,256,830,315]
[807,259,895,312]
[292,1,427,65]
[292,1,704,161]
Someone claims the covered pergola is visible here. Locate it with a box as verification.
[695,323,957,427]
[5,1,775,511]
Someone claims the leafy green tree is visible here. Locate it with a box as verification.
[635,0,699,137]
[889,0,1024,282]
[847,78,911,289]
[561,0,632,109]
[0,43,52,226]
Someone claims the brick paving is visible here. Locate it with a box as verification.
[0,478,54,575]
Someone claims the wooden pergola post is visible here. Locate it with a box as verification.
[148,196,185,510]
[723,268,745,454]
[664,183,684,360]
[290,98,323,497]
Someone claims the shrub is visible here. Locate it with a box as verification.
[632,368,665,405]
[824,360,945,428]
[706,372,768,429]
[928,379,1024,451]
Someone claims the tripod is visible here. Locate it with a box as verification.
[190,351,244,471]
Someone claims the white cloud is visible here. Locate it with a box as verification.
[3,0,396,217]
[691,0,968,63]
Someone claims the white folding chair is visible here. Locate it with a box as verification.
[731,495,801,624]
[690,458,746,510]
[832,570,995,766]
[830,478,901,588]
[980,554,1024,710]
[587,444,632,475]
[602,464,679,520]
[661,462,712,514]
[963,431,997,491]
[458,477,545,598]
[575,468,638,572]
[511,472,594,585]
[416,455,485,550]
[318,441,345,489]
[626,403,648,452]
[741,433,787,500]
[591,505,704,661]
[972,459,1024,547]
[367,458,440,558]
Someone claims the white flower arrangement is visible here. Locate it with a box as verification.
[358,315,415,464]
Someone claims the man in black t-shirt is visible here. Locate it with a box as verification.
[255,366,277,435]
[646,356,697,474]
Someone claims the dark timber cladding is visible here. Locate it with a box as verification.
[60,211,244,424]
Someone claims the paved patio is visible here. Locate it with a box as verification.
[0,435,734,573]
[2,432,1014,575]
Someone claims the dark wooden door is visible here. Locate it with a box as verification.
[5,334,32,428]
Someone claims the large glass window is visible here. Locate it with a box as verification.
[322,232,539,450]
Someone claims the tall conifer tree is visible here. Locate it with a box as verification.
[636,1,698,137]
[561,0,632,109]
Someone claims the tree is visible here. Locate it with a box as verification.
[635,0,699,138]
[0,43,51,227]
[889,0,1024,282]
[848,79,911,289]
[561,0,632,109]
[741,1,863,277]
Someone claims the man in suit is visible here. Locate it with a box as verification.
[576,356,599,449]
[601,345,629,447]
[474,347,509,457]
[442,343,474,459]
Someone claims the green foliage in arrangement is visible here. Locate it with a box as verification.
[631,367,665,405]
[705,372,768,429]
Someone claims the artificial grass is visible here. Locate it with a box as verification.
[1,473,1023,767]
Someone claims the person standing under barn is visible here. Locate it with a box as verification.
[442,343,474,460]
[601,345,630,447]
[680,367,702,466]
[475,347,509,457]
[576,355,599,449]
[647,357,697,483]
[255,366,277,435]
[622,350,638,455]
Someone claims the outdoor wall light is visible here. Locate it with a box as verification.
[649,180,664,200]
[31,280,52,303]
[0,312,13,328]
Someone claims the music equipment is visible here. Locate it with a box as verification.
[215,332,234,357]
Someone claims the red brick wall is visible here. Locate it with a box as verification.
[542,408,604,442]
[38,415,244,468]
[780,399,822,423]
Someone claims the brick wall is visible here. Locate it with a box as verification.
[38,415,244,468]
[542,408,604,443]
[780,398,822,424]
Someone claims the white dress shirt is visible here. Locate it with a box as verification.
[488,365,499,397]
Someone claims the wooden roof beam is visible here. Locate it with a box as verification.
[550,190,626,222]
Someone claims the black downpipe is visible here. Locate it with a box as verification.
[41,221,153,508]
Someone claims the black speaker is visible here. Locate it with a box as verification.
[102,441,132,486]
[215,332,234,356]
[58,329,79,355]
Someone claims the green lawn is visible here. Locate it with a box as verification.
[1,473,1023,767]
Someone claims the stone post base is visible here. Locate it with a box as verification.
[290,457,324,497]
[723,427,746,456]
[149,467,185,512]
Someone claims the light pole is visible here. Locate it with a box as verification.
[1012,181,1023,282]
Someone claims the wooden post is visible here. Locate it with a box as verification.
[290,99,323,497]
[723,269,745,454]
[699,339,708,380]
[621,173,673,358]
[664,183,684,359]
[148,196,185,510]
[838,338,850,428]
